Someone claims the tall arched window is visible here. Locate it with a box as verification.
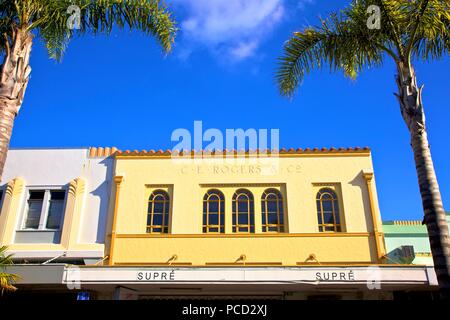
[232,189,255,233]
[203,189,225,233]
[261,189,285,232]
[316,188,341,232]
[147,190,170,233]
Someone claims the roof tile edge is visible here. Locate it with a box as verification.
[103,146,371,157]
[88,147,118,158]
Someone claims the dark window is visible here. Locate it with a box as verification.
[147,190,170,233]
[203,190,225,233]
[316,188,342,232]
[46,191,65,229]
[232,189,254,233]
[24,191,45,229]
[24,190,66,230]
[261,189,285,232]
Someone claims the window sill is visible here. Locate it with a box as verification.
[14,230,62,244]
[117,232,370,238]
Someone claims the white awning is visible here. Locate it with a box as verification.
[62,265,438,288]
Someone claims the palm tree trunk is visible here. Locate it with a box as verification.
[0,27,33,181]
[396,60,450,298]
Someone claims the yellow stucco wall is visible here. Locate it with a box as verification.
[113,234,375,266]
[109,150,385,266]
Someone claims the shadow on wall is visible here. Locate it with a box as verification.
[349,171,373,234]
[90,156,114,244]
[385,245,416,264]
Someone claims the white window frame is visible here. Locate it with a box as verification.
[20,187,67,231]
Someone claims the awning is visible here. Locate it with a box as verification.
[63,265,438,288]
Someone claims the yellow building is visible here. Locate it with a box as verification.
[107,147,385,268]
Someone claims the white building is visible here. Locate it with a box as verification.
[0,147,114,264]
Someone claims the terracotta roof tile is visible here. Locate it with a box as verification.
[87,146,371,158]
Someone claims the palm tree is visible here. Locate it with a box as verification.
[0,0,177,179]
[0,246,18,294]
[276,0,450,297]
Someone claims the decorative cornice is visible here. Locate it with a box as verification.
[107,147,371,159]
[5,180,15,197]
[363,171,374,182]
[114,176,124,185]
[68,178,86,196]
[6,177,25,196]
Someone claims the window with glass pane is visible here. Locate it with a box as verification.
[24,191,45,229]
[316,188,342,232]
[46,191,66,229]
[232,189,254,233]
[147,190,170,233]
[22,189,67,231]
[261,189,284,232]
[203,190,225,233]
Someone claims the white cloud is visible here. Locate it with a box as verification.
[170,0,288,62]
[229,40,259,60]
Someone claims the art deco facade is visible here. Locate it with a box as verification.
[0,148,113,264]
[0,147,439,300]
[107,147,385,267]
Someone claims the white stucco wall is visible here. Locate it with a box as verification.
[1,148,113,244]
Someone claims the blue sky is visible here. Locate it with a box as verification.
[10,0,450,221]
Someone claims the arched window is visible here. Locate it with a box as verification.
[316,188,341,232]
[203,189,225,233]
[232,189,255,233]
[147,190,170,233]
[261,189,284,232]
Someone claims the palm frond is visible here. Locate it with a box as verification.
[408,0,450,60]
[0,272,18,293]
[0,0,177,60]
[276,0,450,98]
[0,246,18,294]
[276,9,383,97]
[0,0,16,53]
[0,245,14,265]
[75,0,177,52]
